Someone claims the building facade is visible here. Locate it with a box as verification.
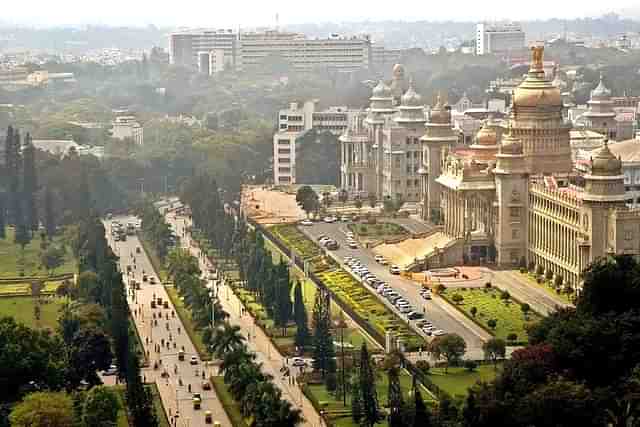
[111,115,144,145]
[170,29,371,72]
[476,23,526,56]
[273,101,356,184]
[337,48,640,290]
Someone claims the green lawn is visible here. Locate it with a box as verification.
[348,222,408,239]
[0,296,65,330]
[0,280,63,296]
[317,269,425,351]
[212,376,249,427]
[441,288,543,343]
[0,227,76,277]
[428,365,499,398]
[519,271,575,305]
[307,369,435,427]
[164,286,210,361]
[138,232,168,282]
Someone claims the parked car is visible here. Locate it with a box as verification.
[323,216,337,223]
[149,277,156,284]
[102,364,118,376]
[432,330,445,336]
[300,219,314,226]
[389,265,401,275]
[399,306,412,314]
[346,232,355,239]
[340,215,350,222]
[407,312,424,320]
[326,240,339,250]
[348,242,358,249]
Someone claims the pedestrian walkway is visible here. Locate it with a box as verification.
[166,212,321,427]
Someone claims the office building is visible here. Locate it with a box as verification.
[273,101,357,184]
[476,23,525,56]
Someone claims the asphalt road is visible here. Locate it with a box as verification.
[105,216,231,427]
[298,221,489,354]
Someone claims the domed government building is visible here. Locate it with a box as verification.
[339,47,640,291]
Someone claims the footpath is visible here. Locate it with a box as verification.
[166,211,322,427]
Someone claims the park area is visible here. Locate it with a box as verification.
[0,296,65,330]
[0,227,76,277]
[427,365,499,398]
[440,287,543,344]
[305,368,436,427]
[348,222,409,241]
[316,269,425,351]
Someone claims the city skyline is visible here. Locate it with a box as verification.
[1,0,639,28]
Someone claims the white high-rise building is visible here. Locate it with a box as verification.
[476,23,525,56]
[273,101,357,185]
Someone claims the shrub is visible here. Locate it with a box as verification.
[563,284,573,295]
[507,333,518,343]
[535,264,544,276]
[470,306,478,317]
[416,360,430,374]
[487,319,497,329]
[554,274,563,288]
[545,269,553,281]
[451,294,464,305]
[520,303,531,317]
[484,282,492,289]
[436,284,446,294]
[464,360,478,372]
[536,276,543,284]
[528,261,536,272]
[325,372,337,392]
[500,290,510,301]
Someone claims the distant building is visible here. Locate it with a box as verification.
[170,29,372,73]
[476,23,525,56]
[273,101,357,184]
[111,115,144,145]
[31,139,104,158]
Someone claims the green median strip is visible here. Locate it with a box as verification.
[164,286,211,361]
[211,376,249,427]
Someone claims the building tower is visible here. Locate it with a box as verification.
[583,74,617,140]
[579,139,627,269]
[389,64,408,105]
[511,46,572,175]
[494,126,529,265]
[366,80,396,199]
[419,94,458,222]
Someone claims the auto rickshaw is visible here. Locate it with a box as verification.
[178,350,185,361]
[193,393,201,410]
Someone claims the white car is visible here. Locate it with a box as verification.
[348,242,358,249]
[300,219,314,226]
[389,265,401,275]
[432,330,446,336]
[323,216,337,223]
[374,255,388,265]
[292,357,307,367]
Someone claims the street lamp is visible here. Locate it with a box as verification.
[334,314,347,406]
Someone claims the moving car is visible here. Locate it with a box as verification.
[323,216,337,223]
[136,247,141,254]
[193,393,202,410]
[102,364,118,376]
[340,215,350,222]
[149,277,156,284]
[348,242,358,249]
[325,240,339,250]
[190,356,198,365]
[142,274,148,282]
[346,232,355,239]
[202,380,212,390]
[374,255,388,265]
[389,265,401,275]
[292,357,307,367]
[205,411,213,424]
[178,350,185,361]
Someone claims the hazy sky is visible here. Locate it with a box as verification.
[2,0,638,27]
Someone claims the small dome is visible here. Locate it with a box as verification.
[429,94,451,124]
[590,140,622,176]
[401,84,422,107]
[372,80,392,98]
[500,128,523,155]
[590,74,611,100]
[392,64,405,79]
[474,122,498,146]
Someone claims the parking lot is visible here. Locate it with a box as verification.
[298,217,489,352]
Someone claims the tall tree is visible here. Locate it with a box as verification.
[296,185,319,218]
[482,338,506,370]
[6,127,22,226]
[428,334,466,373]
[0,192,5,239]
[44,187,56,239]
[293,282,311,350]
[350,374,363,425]
[81,385,120,427]
[387,365,404,427]
[358,343,380,427]
[9,392,74,427]
[312,290,336,379]
[274,268,293,336]
[412,384,430,427]
[22,133,38,232]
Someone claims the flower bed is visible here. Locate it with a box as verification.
[440,288,543,344]
[316,269,425,351]
[269,224,322,259]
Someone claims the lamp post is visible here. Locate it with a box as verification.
[334,314,347,406]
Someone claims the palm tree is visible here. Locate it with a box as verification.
[211,324,247,360]
[219,345,253,378]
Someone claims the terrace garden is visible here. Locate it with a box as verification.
[348,221,409,241]
[269,224,323,259]
[440,287,543,344]
[316,269,425,351]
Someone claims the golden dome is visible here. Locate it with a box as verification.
[499,128,523,155]
[513,46,562,109]
[590,140,622,176]
[474,122,498,146]
[429,93,451,124]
